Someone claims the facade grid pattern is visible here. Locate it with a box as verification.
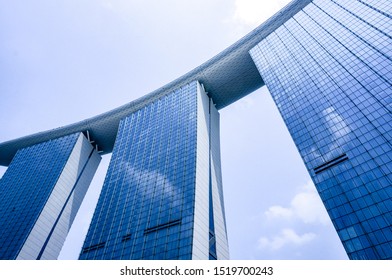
[79,81,224,260]
[0,0,391,260]
[250,0,392,260]
[0,133,79,259]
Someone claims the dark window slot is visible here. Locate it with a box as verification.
[314,154,349,174]
[81,242,105,254]
[144,219,181,235]
[122,233,132,242]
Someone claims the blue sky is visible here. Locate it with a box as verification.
[0,0,347,259]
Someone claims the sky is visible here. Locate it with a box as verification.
[0,0,348,260]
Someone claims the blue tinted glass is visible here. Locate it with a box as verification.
[0,133,80,259]
[80,82,212,260]
[250,0,392,260]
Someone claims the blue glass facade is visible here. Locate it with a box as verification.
[79,81,229,260]
[250,0,392,259]
[1,0,391,261]
[0,133,100,259]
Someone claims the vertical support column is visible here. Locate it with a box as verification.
[209,94,230,260]
[193,82,229,260]
[0,133,101,259]
[192,82,211,259]
[250,0,392,259]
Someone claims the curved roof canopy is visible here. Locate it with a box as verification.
[0,0,310,166]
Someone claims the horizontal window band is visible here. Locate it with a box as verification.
[314,154,349,174]
[81,242,105,254]
[122,233,132,242]
[144,219,181,235]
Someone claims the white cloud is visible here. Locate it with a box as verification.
[291,191,330,225]
[265,205,293,219]
[233,0,292,26]
[255,181,332,253]
[258,228,316,251]
[120,161,182,211]
[264,181,330,225]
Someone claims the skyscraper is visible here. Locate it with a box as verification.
[79,82,229,260]
[0,0,390,260]
[249,0,391,260]
[0,133,101,259]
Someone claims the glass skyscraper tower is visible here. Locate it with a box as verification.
[79,82,229,260]
[0,133,101,259]
[0,0,390,260]
[249,0,391,260]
